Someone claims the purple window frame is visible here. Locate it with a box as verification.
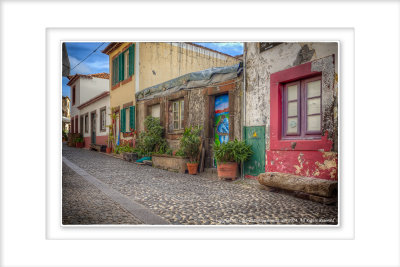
[282,75,322,140]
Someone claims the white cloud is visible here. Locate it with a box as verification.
[69,56,91,74]
[86,60,109,71]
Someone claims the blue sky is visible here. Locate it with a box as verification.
[62,42,243,97]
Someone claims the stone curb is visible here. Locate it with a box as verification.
[62,157,170,225]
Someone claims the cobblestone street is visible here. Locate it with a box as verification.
[62,144,338,225]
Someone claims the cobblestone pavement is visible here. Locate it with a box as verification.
[63,162,143,225]
[62,144,338,225]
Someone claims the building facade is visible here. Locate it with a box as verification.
[244,42,338,180]
[62,96,71,132]
[136,63,243,168]
[67,73,110,142]
[77,91,110,148]
[101,42,240,147]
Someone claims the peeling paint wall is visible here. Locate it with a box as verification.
[245,42,338,180]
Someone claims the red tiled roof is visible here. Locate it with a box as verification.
[101,42,124,55]
[67,73,109,86]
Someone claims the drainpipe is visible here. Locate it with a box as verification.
[241,43,247,180]
[135,42,140,94]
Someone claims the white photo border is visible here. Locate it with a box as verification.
[1,1,399,266]
[47,27,353,240]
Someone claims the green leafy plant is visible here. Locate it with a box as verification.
[212,139,253,164]
[135,116,169,156]
[179,126,202,163]
[114,144,136,154]
[74,136,83,143]
[175,148,185,157]
[62,130,68,140]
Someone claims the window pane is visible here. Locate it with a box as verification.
[173,102,178,112]
[180,100,184,128]
[174,121,178,129]
[307,98,321,115]
[287,85,298,101]
[126,109,130,131]
[288,101,298,117]
[307,80,321,98]
[125,51,129,79]
[307,115,321,132]
[173,111,178,120]
[287,117,298,134]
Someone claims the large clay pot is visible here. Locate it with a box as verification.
[187,162,199,175]
[75,142,84,148]
[217,162,238,180]
[106,147,112,154]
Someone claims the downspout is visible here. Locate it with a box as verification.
[135,42,140,94]
[241,43,247,179]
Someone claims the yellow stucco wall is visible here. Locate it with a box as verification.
[107,42,240,142]
[108,43,136,110]
[109,42,240,109]
[138,42,240,90]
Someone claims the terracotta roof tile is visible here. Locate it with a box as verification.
[67,73,109,86]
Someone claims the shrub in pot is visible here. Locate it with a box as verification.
[136,116,168,157]
[75,136,84,148]
[212,139,252,180]
[180,126,202,175]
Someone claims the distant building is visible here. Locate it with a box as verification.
[101,42,240,147]
[67,73,110,147]
[62,96,71,132]
[77,91,110,148]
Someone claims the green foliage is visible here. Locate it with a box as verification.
[62,130,68,140]
[74,136,83,143]
[166,149,173,156]
[114,144,136,154]
[212,139,253,164]
[179,126,202,163]
[135,116,169,156]
[175,148,185,157]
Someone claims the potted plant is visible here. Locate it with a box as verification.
[106,125,113,153]
[75,136,84,148]
[212,139,252,180]
[180,126,202,175]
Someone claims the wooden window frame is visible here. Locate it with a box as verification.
[172,98,184,131]
[100,107,107,132]
[282,76,322,140]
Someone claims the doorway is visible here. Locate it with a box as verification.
[213,94,229,166]
[91,112,96,144]
[244,126,266,177]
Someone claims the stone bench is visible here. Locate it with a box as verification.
[258,172,338,204]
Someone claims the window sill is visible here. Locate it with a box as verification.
[168,130,184,135]
[270,131,332,152]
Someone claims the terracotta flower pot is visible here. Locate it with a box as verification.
[187,162,199,175]
[106,147,112,154]
[217,162,238,180]
[75,142,84,148]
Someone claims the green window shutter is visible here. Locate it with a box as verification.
[120,109,125,133]
[121,52,125,81]
[129,44,135,76]
[118,53,122,82]
[112,58,115,85]
[129,106,135,130]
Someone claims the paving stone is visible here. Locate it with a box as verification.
[63,144,338,225]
